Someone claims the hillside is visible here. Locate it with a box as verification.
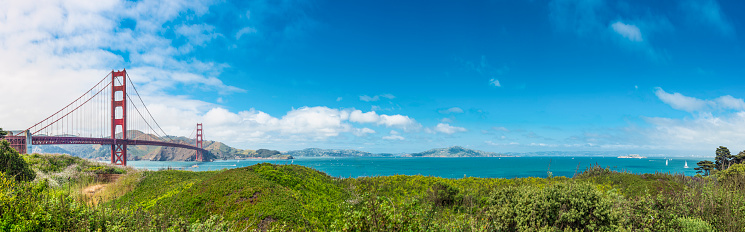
[31,130,285,161]
[404,146,508,157]
[6,148,745,231]
[284,148,383,157]
[285,146,507,158]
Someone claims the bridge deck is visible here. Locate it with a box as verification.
[3,136,207,154]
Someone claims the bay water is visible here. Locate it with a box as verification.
[126,156,707,178]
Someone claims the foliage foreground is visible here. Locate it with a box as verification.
[2,150,745,231]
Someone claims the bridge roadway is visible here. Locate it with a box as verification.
[3,136,207,154]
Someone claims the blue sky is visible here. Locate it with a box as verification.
[1,0,744,155]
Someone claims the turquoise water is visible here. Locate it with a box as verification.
[126,156,707,178]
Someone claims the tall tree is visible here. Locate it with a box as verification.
[715,146,733,171]
[0,128,7,139]
[734,150,745,165]
[694,160,715,176]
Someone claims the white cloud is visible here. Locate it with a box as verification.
[643,112,745,152]
[489,78,501,87]
[349,110,380,124]
[382,130,404,140]
[655,87,745,112]
[713,95,745,111]
[359,95,377,102]
[352,128,375,137]
[195,107,422,146]
[378,114,420,131]
[379,93,395,99]
[492,127,510,132]
[235,27,257,39]
[382,135,405,140]
[439,107,464,114]
[639,89,745,152]
[176,23,221,47]
[200,106,367,144]
[0,0,246,132]
[433,123,467,134]
[336,97,343,102]
[610,21,643,42]
[654,87,710,112]
[0,0,438,151]
[360,94,395,102]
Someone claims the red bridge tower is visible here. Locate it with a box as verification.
[196,123,203,162]
[111,69,127,166]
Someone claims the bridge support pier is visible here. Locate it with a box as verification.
[25,130,31,154]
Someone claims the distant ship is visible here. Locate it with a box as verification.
[684,161,689,169]
[618,154,646,159]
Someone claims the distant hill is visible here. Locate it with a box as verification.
[30,130,287,161]
[285,146,507,158]
[404,146,508,157]
[284,148,384,157]
[32,135,507,161]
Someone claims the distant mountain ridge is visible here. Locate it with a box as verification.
[30,130,287,161]
[31,132,510,160]
[284,148,383,157]
[404,146,508,157]
[285,146,508,158]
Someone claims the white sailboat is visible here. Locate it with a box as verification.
[684,161,689,168]
[666,159,668,166]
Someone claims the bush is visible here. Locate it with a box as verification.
[486,181,620,231]
[333,194,427,231]
[0,140,35,182]
[427,181,460,207]
[717,163,745,180]
[674,217,714,232]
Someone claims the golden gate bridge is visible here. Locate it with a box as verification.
[3,69,207,166]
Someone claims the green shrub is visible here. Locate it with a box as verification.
[574,165,617,178]
[86,165,126,174]
[486,181,620,231]
[674,217,714,232]
[333,194,427,231]
[0,140,35,182]
[24,153,83,173]
[717,163,745,180]
[427,181,460,207]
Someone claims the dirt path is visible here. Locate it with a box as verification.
[82,184,108,205]
[83,184,106,195]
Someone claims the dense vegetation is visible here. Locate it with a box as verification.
[2,137,745,231]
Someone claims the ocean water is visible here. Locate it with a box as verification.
[126,156,707,179]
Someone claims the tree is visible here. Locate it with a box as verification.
[694,160,715,176]
[715,146,733,171]
[0,127,7,139]
[734,150,745,165]
[0,139,35,182]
